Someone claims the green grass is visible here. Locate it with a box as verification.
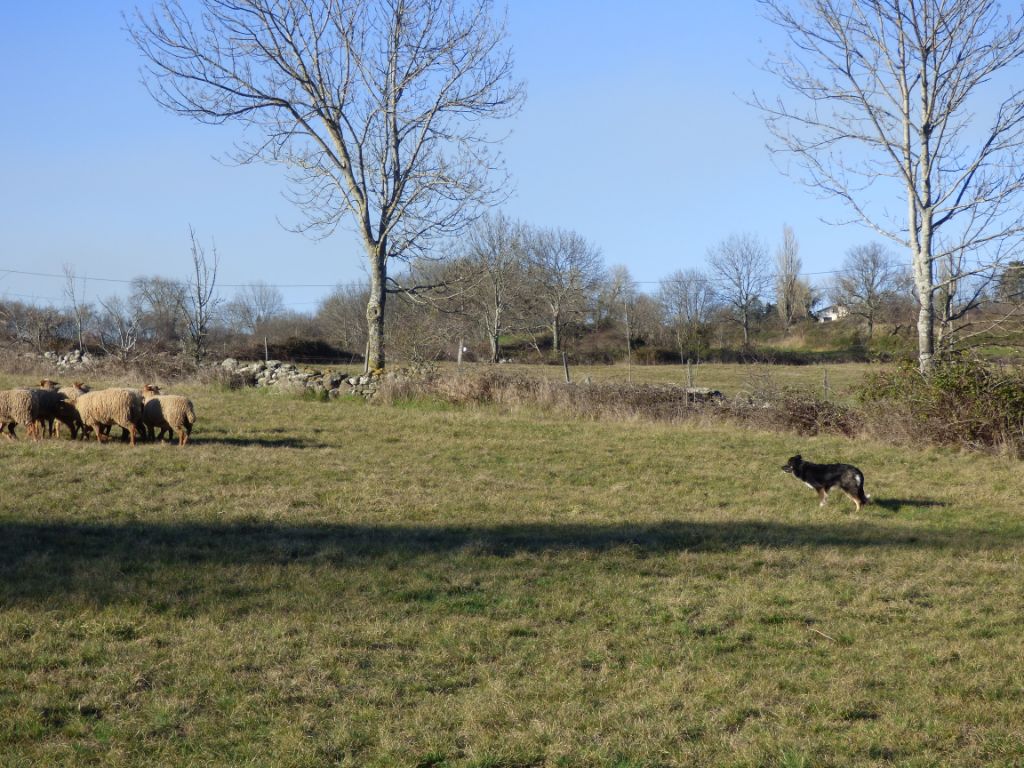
[2,373,1024,766]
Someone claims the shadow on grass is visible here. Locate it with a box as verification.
[190,436,320,449]
[2,518,1017,606]
[873,498,948,512]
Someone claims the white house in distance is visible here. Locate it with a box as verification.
[816,304,849,323]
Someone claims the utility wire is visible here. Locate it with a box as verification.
[0,264,850,291]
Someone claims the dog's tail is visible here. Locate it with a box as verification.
[855,471,871,504]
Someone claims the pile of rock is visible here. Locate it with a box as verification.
[44,349,95,369]
[219,358,381,399]
[683,387,725,404]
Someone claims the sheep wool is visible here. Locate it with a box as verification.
[75,388,145,447]
[0,389,41,440]
[58,382,91,403]
[142,385,196,446]
[54,382,90,438]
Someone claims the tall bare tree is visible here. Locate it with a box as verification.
[129,0,524,370]
[225,282,285,336]
[63,264,92,352]
[658,269,716,363]
[462,212,527,363]
[131,276,187,350]
[707,233,772,346]
[96,295,143,364]
[996,261,1024,304]
[180,227,221,364]
[774,225,812,333]
[524,227,605,355]
[318,282,370,360]
[595,264,637,330]
[830,243,909,340]
[758,0,1024,372]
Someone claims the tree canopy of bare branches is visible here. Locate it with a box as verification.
[830,243,909,339]
[129,0,524,370]
[225,282,285,337]
[181,227,220,364]
[658,269,716,362]
[461,212,528,363]
[524,227,605,354]
[707,233,772,346]
[758,0,1024,372]
[774,225,813,333]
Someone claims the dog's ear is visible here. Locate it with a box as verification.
[793,454,801,462]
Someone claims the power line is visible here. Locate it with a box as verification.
[1,264,849,292]
[0,266,364,290]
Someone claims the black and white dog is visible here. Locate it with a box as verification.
[782,454,870,512]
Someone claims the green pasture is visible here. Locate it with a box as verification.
[1,370,1022,766]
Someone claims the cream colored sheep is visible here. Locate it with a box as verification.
[0,388,41,440]
[142,384,196,446]
[53,382,90,438]
[57,381,90,403]
[75,388,145,447]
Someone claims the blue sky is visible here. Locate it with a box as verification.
[0,2,878,312]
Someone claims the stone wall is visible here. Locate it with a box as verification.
[219,358,380,398]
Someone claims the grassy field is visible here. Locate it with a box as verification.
[2,368,1023,767]
[438,361,879,399]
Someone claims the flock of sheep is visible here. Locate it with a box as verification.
[0,380,196,446]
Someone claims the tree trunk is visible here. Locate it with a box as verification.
[489,304,501,363]
[489,332,499,364]
[366,251,387,371]
[912,224,936,374]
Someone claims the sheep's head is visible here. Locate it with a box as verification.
[142,384,162,400]
[39,379,59,390]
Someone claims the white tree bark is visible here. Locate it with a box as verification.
[758,0,1024,372]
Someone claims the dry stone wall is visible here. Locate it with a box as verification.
[219,358,380,398]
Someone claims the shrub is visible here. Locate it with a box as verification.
[730,373,860,437]
[858,357,1024,455]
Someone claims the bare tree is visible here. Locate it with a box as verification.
[1,302,71,353]
[129,0,524,371]
[96,295,143,364]
[524,227,605,355]
[774,225,812,333]
[830,243,909,340]
[225,282,285,336]
[595,264,637,330]
[658,268,716,362]
[131,276,187,350]
[180,227,220,364]
[63,264,92,352]
[462,212,528,363]
[996,261,1024,304]
[758,0,1024,372]
[318,283,370,360]
[707,233,772,346]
